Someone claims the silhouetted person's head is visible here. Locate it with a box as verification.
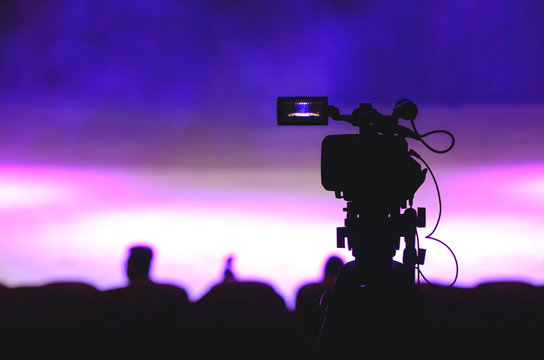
[126,245,153,285]
[223,255,236,283]
[324,256,343,279]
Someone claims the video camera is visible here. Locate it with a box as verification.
[277,97,431,208]
[278,97,456,358]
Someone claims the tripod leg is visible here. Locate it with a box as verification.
[317,261,426,360]
[316,261,358,358]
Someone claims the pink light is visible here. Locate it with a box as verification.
[0,165,343,307]
[0,167,74,208]
[0,162,542,308]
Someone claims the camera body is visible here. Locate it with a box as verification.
[321,133,425,207]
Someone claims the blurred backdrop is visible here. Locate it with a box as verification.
[1,0,543,308]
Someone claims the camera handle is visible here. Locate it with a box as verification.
[328,102,421,141]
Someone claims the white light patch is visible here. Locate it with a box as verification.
[35,206,343,307]
[0,172,74,208]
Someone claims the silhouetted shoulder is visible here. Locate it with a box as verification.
[102,282,189,304]
[154,283,190,303]
[297,281,332,297]
[41,281,99,299]
[198,281,286,310]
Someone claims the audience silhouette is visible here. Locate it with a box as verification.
[222,255,236,283]
[126,245,155,286]
[295,255,343,345]
[91,244,190,359]
[186,254,303,359]
[1,249,543,359]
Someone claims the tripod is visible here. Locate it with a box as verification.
[316,200,426,359]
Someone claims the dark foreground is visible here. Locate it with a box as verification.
[1,280,543,360]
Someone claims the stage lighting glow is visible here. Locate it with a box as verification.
[0,162,543,307]
[0,168,74,208]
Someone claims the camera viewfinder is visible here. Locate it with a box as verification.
[277,97,329,125]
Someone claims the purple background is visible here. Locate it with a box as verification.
[1,1,543,307]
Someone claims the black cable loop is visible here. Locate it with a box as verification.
[411,152,459,288]
[410,119,455,154]
[417,231,459,288]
